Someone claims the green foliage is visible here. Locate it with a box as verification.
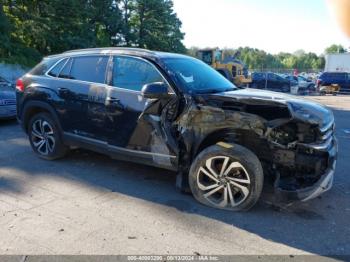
[325,44,347,54]
[0,0,185,66]
[187,46,328,71]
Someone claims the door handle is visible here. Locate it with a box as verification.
[107,97,120,103]
[106,97,124,110]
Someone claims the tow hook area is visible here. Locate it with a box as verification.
[274,161,336,203]
[301,164,335,202]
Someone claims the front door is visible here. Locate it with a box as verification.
[105,55,178,169]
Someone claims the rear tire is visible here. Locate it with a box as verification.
[189,144,264,211]
[28,112,68,160]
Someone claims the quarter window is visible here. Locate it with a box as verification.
[47,58,68,77]
[112,56,164,91]
[69,56,108,84]
[59,58,73,79]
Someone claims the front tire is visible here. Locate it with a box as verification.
[189,144,263,211]
[28,112,68,160]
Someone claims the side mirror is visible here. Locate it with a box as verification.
[141,82,170,99]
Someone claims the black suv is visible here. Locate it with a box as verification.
[251,72,298,93]
[16,48,337,211]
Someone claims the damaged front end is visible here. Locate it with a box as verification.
[270,100,337,202]
[176,89,337,202]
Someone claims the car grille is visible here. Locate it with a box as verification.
[2,99,16,105]
[319,124,334,141]
[318,119,334,141]
[302,121,335,151]
[298,119,335,150]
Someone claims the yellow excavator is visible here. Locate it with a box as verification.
[196,48,252,87]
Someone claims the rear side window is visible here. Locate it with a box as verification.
[59,58,73,79]
[268,73,278,80]
[47,58,68,77]
[112,56,164,91]
[69,56,109,84]
[253,73,265,79]
[29,58,60,76]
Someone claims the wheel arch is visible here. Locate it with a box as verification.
[194,128,261,159]
[21,101,62,134]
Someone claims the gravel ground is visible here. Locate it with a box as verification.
[0,95,349,256]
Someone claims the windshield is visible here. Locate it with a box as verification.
[163,57,236,94]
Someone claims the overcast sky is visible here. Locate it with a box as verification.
[172,0,349,54]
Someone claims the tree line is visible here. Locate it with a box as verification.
[188,44,348,71]
[0,0,186,66]
[0,1,348,71]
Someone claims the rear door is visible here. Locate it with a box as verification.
[104,55,178,169]
[49,55,109,140]
[252,73,265,89]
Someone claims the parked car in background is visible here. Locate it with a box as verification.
[284,75,315,94]
[0,76,13,88]
[16,48,337,211]
[0,76,16,119]
[251,72,297,93]
[316,72,350,94]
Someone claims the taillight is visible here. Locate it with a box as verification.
[316,79,321,86]
[16,79,24,92]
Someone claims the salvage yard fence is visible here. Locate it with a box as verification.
[250,68,322,75]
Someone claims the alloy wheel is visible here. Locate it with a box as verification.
[31,119,56,155]
[196,156,251,208]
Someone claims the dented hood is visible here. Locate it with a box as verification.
[211,88,298,102]
[206,88,334,130]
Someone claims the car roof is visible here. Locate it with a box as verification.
[322,72,347,75]
[45,47,189,61]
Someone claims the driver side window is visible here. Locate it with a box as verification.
[112,56,165,91]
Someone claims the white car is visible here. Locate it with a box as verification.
[285,75,315,94]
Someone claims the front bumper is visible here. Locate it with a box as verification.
[276,137,337,202]
[301,161,335,201]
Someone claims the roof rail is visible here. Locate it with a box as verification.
[63,47,155,54]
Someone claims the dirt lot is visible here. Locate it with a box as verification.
[0,95,350,255]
